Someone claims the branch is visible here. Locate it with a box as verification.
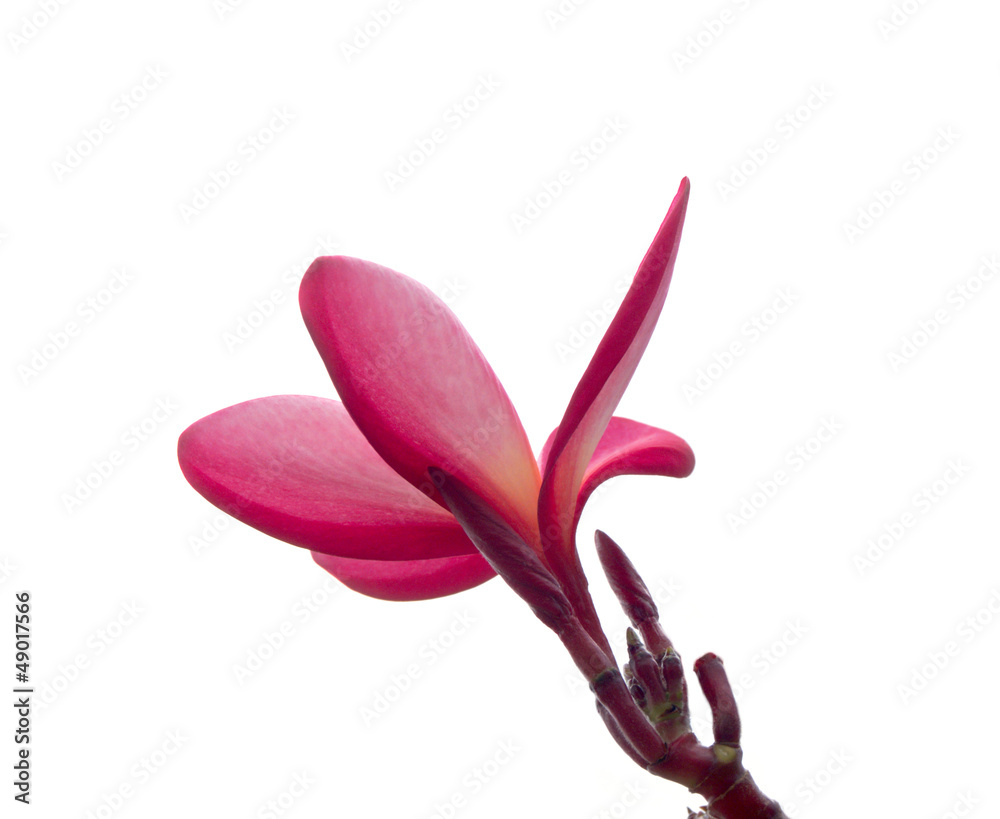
[596,531,788,819]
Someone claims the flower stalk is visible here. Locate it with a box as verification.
[436,469,787,818]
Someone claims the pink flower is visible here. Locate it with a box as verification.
[177,179,694,614]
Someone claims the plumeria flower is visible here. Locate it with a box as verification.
[178,178,790,818]
[178,179,693,624]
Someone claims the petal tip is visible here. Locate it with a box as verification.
[300,254,352,301]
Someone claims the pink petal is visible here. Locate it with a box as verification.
[177,395,478,561]
[540,416,695,536]
[312,551,495,601]
[538,178,690,559]
[300,256,541,547]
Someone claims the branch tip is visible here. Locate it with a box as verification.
[694,652,741,747]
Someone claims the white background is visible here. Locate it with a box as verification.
[4,1,999,817]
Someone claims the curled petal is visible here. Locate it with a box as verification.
[178,395,477,561]
[312,551,495,602]
[538,178,690,560]
[543,416,695,534]
[300,256,541,547]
